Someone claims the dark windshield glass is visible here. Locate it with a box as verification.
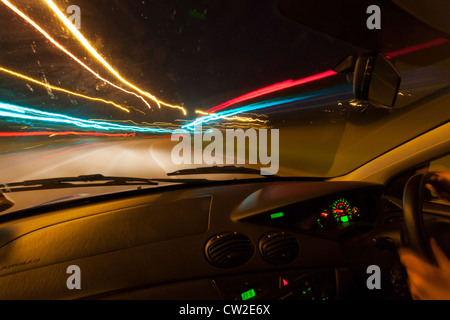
[0,0,448,184]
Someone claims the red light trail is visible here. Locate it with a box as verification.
[0,131,135,137]
[206,70,337,113]
[386,38,448,58]
[204,38,449,114]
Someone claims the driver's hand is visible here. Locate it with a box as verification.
[399,238,450,300]
[426,172,450,203]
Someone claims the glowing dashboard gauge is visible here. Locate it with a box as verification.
[315,197,361,230]
[331,198,352,223]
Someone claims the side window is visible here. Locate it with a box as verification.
[385,153,450,202]
[429,154,450,173]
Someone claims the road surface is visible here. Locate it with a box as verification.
[0,136,263,213]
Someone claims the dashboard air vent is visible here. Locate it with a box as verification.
[259,231,299,264]
[205,232,254,268]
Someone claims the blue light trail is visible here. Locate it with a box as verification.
[0,101,172,133]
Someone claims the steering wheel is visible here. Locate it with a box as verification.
[402,172,436,264]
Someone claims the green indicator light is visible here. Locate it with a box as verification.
[241,289,256,300]
[340,215,349,223]
[188,9,206,20]
[270,212,284,219]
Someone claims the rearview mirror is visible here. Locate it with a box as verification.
[334,52,401,107]
[353,52,401,107]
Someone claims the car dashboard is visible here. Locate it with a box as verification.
[0,179,401,300]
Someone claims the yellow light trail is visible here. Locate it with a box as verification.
[43,0,187,115]
[195,110,268,123]
[127,106,147,115]
[89,119,180,130]
[0,66,130,112]
[222,115,269,123]
[195,110,209,115]
[1,0,153,111]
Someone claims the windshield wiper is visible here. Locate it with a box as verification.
[0,167,273,194]
[0,174,207,193]
[167,165,275,177]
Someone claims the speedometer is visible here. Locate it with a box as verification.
[315,197,361,230]
[332,198,352,223]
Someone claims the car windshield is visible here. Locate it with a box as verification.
[0,0,449,193]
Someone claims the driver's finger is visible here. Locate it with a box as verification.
[430,238,450,270]
[434,172,450,188]
[399,248,437,276]
[429,173,450,197]
[407,278,421,300]
[426,183,450,201]
[406,270,427,300]
[426,183,438,194]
